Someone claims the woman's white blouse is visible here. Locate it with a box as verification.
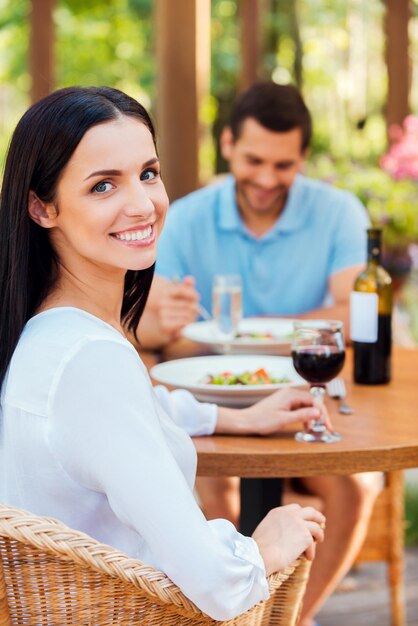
[0,308,268,620]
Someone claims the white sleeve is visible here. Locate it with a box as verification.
[47,339,268,621]
[153,385,217,436]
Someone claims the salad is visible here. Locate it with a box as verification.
[201,368,290,385]
[234,331,294,341]
[235,331,274,340]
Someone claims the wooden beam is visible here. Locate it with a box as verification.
[29,0,55,103]
[239,0,262,91]
[155,0,211,202]
[385,0,411,130]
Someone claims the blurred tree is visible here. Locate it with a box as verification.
[264,0,302,88]
[55,0,155,106]
[211,0,240,172]
[0,0,412,175]
[0,0,29,173]
[0,0,157,172]
[30,0,55,103]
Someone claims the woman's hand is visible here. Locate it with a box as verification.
[252,504,326,576]
[216,388,333,435]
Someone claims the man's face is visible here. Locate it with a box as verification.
[221,118,306,218]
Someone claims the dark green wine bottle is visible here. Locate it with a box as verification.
[350,228,393,384]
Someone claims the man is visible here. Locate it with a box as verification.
[140,82,369,348]
[138,83,381,626]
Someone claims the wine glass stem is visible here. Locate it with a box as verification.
[310,386,326,432]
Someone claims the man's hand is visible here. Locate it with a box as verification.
[137,275,200,350]
[156,276,200,340]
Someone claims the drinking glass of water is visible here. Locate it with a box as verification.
[291,320,345,443]
[212,275,243,343]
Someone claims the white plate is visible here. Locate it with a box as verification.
[150,355,305,407]
[182,317,295,355]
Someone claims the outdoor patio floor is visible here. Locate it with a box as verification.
[317,546,418,626]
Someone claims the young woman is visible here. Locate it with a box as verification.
[0,87,325,621]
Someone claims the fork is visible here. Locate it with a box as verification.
[198,304,212,321]
[327,378,353,415]
[172,275,212,321]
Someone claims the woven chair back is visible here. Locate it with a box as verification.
[0,503,310,625]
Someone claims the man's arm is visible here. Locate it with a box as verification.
[133,275,200,351]
[297,264,363,341]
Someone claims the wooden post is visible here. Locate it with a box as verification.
[239,0,262,91]
[385,0,411,130]
[387,470,405,626]
[155,0,210,202]
[29,0,55,103]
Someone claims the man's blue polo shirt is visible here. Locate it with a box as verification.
[156,174,370,317]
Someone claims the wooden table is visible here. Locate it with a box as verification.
[192,347,418,478]
[146,344,418,530]
[148,343,416,622]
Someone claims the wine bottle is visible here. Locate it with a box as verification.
[350,228,393,384]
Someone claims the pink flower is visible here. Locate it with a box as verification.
[381,116,418,180]
[403,115,418,132]
[388,124,403,141]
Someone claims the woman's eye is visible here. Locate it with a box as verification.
[140,168,158,181]
[92,181,113,193]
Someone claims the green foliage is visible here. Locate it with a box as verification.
[0,0,30,173]
[405,483,418,546]
[55,0,155,101]
[0,0,156,173]
[211,0,239,98]
[211,0,240,172]
[0,0,412,180]
[209,0,388,170]
[299,0,387,160]
[305,156,418,250]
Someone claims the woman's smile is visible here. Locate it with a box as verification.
[110,223,155,246]
[44,116,169,275]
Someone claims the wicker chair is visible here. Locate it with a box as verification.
[355,470,405,626]
[282,470,405,626]
[0,503,311,626]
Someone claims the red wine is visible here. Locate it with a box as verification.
[353,313,391,384]
[292,346,346,384]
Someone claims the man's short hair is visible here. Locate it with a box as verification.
[230,81,312,150]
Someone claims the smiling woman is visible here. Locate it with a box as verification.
[28,116,167,285]
[0,86,163,375]
[0,86,325,621]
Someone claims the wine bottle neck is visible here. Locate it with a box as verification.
[367,239,381,264]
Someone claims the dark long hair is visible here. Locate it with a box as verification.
[0,86,157,387]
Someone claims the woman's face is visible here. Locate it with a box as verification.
[46,115,168,276]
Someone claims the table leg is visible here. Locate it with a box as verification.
[239,478,283,535]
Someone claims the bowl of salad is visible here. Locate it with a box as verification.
[150,355,305,407]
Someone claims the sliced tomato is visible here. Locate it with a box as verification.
[255,368,270,380]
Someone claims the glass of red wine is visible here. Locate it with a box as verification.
[292,320,345,443]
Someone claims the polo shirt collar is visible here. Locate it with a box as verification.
[272,174,307,235]
[218,174,307,238]
[218,175,243,232]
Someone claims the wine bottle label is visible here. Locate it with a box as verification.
[350,292,378,342]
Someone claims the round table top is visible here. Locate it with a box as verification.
[192,347,418,477]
